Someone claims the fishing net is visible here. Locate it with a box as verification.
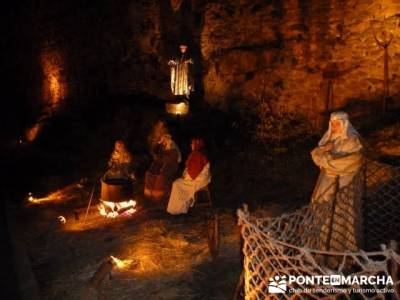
[237,161,400,299]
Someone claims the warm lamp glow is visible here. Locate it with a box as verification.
[40,48,67,114]
[165,101,189,116]
[25,123,43,142]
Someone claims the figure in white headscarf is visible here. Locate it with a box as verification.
[311,111,364,252]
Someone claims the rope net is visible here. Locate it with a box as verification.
[237,160,400,299]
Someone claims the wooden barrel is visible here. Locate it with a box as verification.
[100,178,132,202]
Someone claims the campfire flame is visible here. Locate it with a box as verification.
[26,184,81,205]
[98,199,137,218]
[110,256,134,269]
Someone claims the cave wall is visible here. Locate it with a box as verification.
[20,0,168,117]
[15,0,400,119]
[201,0,400,114]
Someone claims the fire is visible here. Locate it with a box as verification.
[27,191,63,204]
[110,256,134,269]
[98,199,137,218]
[27,192,35,203]
[26,184,81,205]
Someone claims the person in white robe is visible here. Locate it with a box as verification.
[167,138,211,215]
[311,111,364,252]
[168,43,194,100]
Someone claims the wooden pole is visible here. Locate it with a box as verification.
[207,211,220,260]
[373,28,393,115]
[83,179,97,225]
[383,46,389,114]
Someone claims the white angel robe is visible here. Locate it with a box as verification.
[167,163,211,215]
[168,54,194,98]
[311,112,364,252]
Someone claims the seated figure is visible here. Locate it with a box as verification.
[167,137,211,215]
[144,134,181,201]
[147,120,169,159]
[104,140,134,181]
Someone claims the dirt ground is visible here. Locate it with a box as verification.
[18,195,239,299]
[8,100,399,299]
[15,167,304,300]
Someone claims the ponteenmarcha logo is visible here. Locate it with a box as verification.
[268,275,287,293]
[267,274,394,294]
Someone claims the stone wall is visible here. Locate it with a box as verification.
[201,0,400,114]
[13,0,400,118]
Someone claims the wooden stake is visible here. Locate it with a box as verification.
[83,179,97,225]
[207,211,220,260]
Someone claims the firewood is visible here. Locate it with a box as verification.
[207,211,220,260]
[88,259,114,289]
[81,258,115,300]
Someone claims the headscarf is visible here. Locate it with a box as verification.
[109,140,132,166]
[318,111,360,146]
[161,134,182,163]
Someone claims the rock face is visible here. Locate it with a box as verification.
[11,0,400,117]
[201,0,400,114]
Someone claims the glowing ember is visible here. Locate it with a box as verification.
[110,256,134,269]
[98,199,137,218]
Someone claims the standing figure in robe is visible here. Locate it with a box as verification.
[168,43,194,100]
[167,138,211,215]
[104,140,134,181]
[311,111,365,252]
